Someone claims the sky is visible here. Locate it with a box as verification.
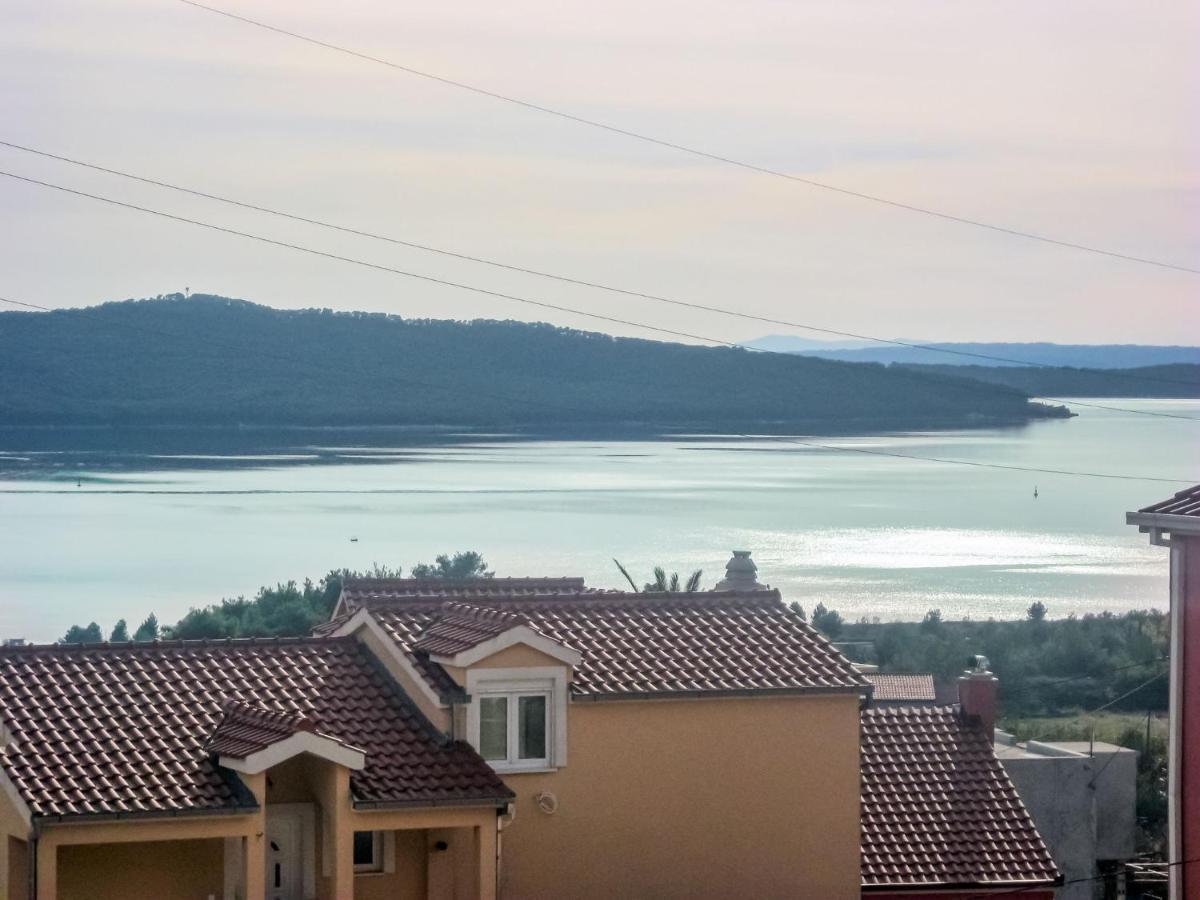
[1,0,1197,346]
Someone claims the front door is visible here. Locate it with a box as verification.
[265,808,305,900]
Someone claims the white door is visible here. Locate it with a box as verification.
[265,809,305,900]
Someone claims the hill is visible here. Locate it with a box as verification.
[899,363,1200,399]
[744,336,1200,370]
[0,294,1068,431]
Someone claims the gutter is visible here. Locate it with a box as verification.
[1126,511,1200,538]
[33,803,260,827]
[862,878,1060,894]
[353,795,512,811]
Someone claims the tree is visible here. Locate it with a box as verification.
[133,613,160,642]
[410,552,492,579]
[109,619,130,642]
[1027,601,1048,622]
[789,601,807,621]
[921,609,944,632]
[810,603,844,639]
[612,560,702,592]
[61,622,103,644]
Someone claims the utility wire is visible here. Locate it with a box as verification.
[999,655,1169,699]
[4,138,1197,391]
[964,857,1198,899]
[173,0,1200,277]
[3,169,1197,424]
[3,292,1196,485]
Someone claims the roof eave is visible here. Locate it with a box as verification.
[862,878,1059,893]
[34,803,261,828]
[570,683,869,702]
[1127,510,1200,536]
[352,794,513,811]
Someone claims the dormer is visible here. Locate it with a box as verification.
[413,603,579,773]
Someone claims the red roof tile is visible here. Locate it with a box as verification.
[340,577,597,605]
[0,637,511,820]
[1137,484,1200,517]
[866,673,937,703]
[338,586,868,698]
[411,603,533,658]
[861,705,1058,889]
[204,701,356,760]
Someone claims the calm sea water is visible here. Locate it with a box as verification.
[1,399,1196,642]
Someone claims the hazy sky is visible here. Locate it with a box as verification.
[2,0,1197,345]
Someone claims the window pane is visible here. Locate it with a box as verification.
[518,694,547,760]
[353,831,376,867]
[479,696,508,760]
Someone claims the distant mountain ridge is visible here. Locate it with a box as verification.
[745,335,1200,369]
[0,294,1066,431]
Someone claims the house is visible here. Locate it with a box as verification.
[320,555,869,898]
[994,732,1137,899]
[0,635,512,900]
[1127,483,1200,900]
[863,673,936,707]
[861,664,1059,899]
[0,551,1060,899]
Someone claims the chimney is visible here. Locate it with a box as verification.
[958,655,998,745]
[713,550,766,591]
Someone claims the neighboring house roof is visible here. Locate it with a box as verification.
[336,577,598,612]
[861,706,1058,891]
[1135,484,1200,518]
[331,584,868,700]
[865,673,936,703]
[0,637,512,821]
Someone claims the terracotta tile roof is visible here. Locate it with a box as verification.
[866,673,937,703]
[411,603,534,657]
[0,637,512,820]
[861,705,1058,890]
[1137,484,1200,517]
[338,586,868,699]
[340,577,597,605]
[204,701,357,760]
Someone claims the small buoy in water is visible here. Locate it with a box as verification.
[350,537,359,542]
[1033,485,1039,499]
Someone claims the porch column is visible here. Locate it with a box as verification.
[316,763,353,899]
[34,842,55,900]
[243,833,266,900]
[477,822,497,900]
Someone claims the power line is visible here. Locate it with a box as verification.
[173,0,1200,277]
[4,139,1197,392]
[964,857,1199,899]
[1000,655,1169,699]
[3,292,1197,485]
[3,168,1197,425]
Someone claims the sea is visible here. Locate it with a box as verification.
[1,399,1195,642]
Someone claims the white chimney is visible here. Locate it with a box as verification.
[714,550,766,591]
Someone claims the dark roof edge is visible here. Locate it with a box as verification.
[0,635,354,654]
[353,795,512,811]
[571,683,869,702]
[862,877,1060,892]
[34,803,260,827]
[1127,510,1200,534]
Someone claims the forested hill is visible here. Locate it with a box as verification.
[0,295,1069,431]
[899,363,1200,399]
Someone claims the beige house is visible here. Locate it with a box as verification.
[0,552,1057,899]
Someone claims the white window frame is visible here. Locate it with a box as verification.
[466,667,569,772]
[352,830,384,874]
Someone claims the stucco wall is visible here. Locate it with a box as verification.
[0,776,30,900]
[354,829,427,900]
[56,839,223,900]
[495,692,861,900]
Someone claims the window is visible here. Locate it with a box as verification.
[467,669,568,771]
[477,689,550,769]
[353,830,383,874]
